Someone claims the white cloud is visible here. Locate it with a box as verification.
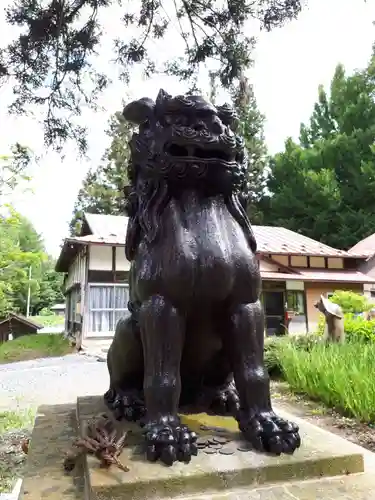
[0,0,374,257]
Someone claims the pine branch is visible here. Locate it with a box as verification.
[63,413,130,473]
[0,0,303,153]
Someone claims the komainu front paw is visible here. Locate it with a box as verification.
[143,416,198,466]
[104,388,146,422]
[238,411,301,455]
[209,381,240,416]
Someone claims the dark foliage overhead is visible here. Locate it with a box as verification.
[0,0,302,153]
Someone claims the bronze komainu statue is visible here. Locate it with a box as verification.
[104,89,300,465]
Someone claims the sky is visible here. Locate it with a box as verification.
[0,0,374,258]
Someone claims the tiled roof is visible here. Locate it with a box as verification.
[253,225,351,257]
[349,232,375,257]
[78,213,360,258]
[261,269,375,284]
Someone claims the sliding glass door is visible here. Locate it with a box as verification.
[88,283,129,335]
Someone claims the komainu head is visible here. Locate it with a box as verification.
[122,89,255,260]
[123,89,248,196]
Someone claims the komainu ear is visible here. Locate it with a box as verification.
[155,88,173,121]
[123,97,155,124]
[156,88,172,108]
[217,103,239,131]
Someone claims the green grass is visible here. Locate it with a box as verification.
[32,314,65,327]
[277,340,375,422]
[0,408,35,435]
[0,333,73,364]
[0,473,15,493]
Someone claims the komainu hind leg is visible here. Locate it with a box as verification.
[139,295,197,466]
[209,379,240,415]
[223,299,301,455]
[104,316,146,421]
[199,349,240,416]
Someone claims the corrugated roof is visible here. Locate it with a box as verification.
[349,232,375,257]
[83,213,128,240]
[0,313,43,329]
[80,213,361,257]
[67,234,124,246]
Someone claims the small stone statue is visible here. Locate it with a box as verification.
[104,89,300,466]
[314,295,345,343]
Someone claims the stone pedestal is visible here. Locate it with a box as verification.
[19,395,375,500]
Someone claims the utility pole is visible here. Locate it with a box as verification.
[26,265,32,317]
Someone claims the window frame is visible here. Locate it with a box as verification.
[286,290,306,316]
[87,283,129,336]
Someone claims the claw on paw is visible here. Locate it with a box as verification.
[209,383,240,416]
[239,412,301,455]
[143,417,197,465]
[104,388,146,422]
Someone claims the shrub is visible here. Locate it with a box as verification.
[290,333,321,351]
[278,341,375,421]
[264,334,322,378]
[329,290,372,314]
[38,307,53,316]
[344,313,375,343]
[264,338,288,378]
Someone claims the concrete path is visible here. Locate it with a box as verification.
[0,354,109,411]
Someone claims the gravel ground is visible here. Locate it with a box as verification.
[0,353,109,411]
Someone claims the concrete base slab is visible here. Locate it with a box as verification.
[162,473,375,500]
[18,396,375,500]
[77,396,365,500]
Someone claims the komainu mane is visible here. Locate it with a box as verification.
[104,89,301,466]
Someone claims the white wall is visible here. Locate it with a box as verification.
[259,259,279,272]
[89,245,112,270]
[88,244,131,271]
[116,247,131,271]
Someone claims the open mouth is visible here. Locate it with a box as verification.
[165,143,233,162]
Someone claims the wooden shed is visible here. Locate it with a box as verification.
[0,313,43,343]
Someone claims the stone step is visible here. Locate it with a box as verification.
[76,396,366,500]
